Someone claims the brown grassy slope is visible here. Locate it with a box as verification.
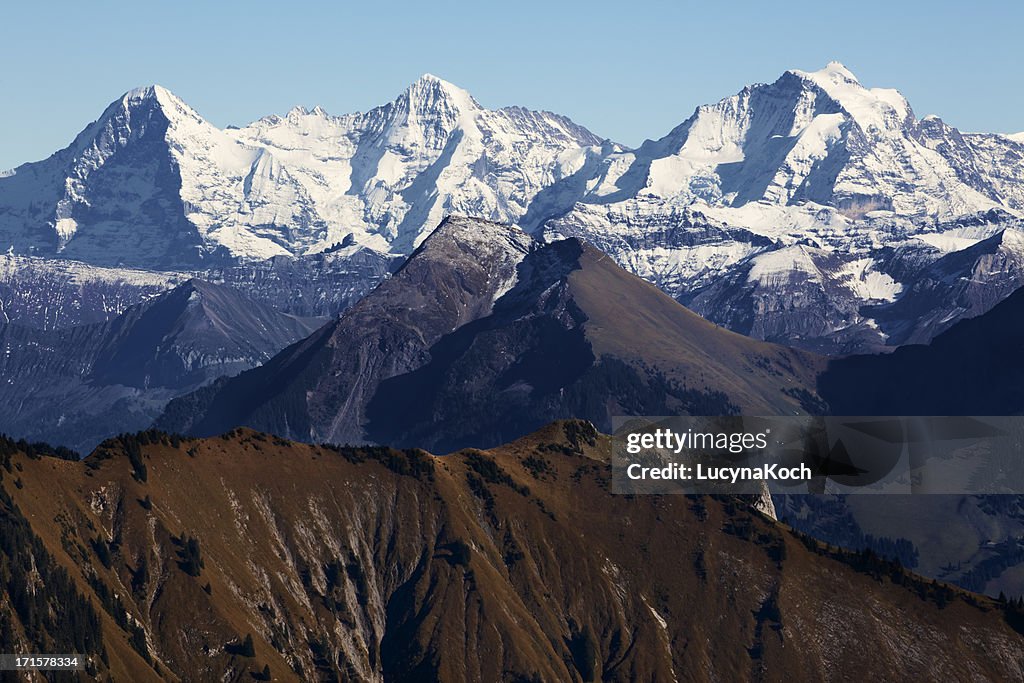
[568,243,823,413]
[1,423,1021,682]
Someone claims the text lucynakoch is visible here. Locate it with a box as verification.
[625,462,812,483]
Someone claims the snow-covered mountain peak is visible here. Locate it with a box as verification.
[121,84,167,103]
[117,84,204,126]
[56,75,602,263]
[91,85,182,136]
[278,104,332,123]
[284,103,328,117]
[789,62,911,132]
[575,60,1018,225]
[123,84,175,103]
[119,84,169,107]
[790,61,860,86]
[405,73,476,102]
[540,65,1024,353]
[393,73,481,130]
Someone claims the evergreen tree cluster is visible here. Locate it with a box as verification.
[464,451,529,496]
[226,633,255,657]
[0,486,104,668]
[177,534,204,577]
[87,429,189,481]
[789,529,982,611]
[84,574,149,663]
[0,433,79,469]
[322,443,436,481]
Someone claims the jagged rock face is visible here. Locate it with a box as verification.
[0,247,392,329]
[683,244,901,353]
[87,279,324,389]
[555,208,1024,354]
[678,220,1024,354]
[0,252,186,328]
[0,87,202,266]
[0,280,324,452]
[3,424,1023,682]
[198,245,395,321]
[156,217,821,449]
[864,225,1024,345]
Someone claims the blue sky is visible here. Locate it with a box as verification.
[2,0,1021,169]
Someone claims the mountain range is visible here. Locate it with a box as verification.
[0,77,601,267]
[3,423,1023,681]
[2,64,1024,351]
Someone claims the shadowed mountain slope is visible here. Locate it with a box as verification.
[0,279,324,451]
[157,217,821,450]
[819,284,1024,415]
